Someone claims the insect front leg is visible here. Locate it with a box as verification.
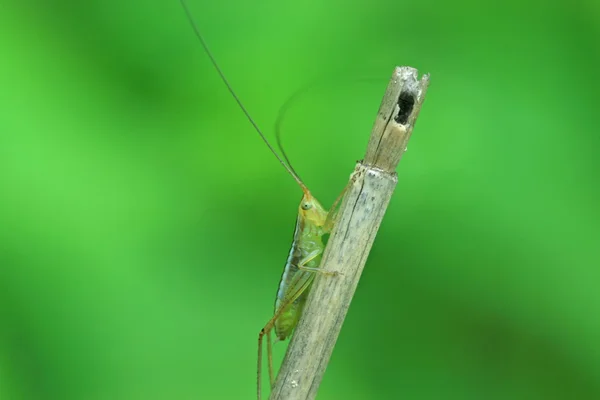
[324,172,358,232]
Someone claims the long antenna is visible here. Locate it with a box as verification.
[275,75,383,188]
[275,85,308,182]
[179,0,309,194]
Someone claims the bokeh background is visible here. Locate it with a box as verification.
[1,0,599,399]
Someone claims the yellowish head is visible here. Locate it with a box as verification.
[298,190,328,227]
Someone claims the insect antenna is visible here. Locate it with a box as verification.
[274,75,383,189]
[179,0,309,194]
[274,85,311,183]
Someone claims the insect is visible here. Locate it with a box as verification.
[179,2,348,399]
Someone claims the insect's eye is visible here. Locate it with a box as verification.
[301,202,312,210]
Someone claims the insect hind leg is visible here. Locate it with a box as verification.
[257,263,328,399]
[258,323,276,400]
[267,330,274,387]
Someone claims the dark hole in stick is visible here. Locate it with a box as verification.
[394,91,415,124]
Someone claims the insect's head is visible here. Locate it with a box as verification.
[299,187,315,212]
[300,194,314,211]
[299,189,327,226]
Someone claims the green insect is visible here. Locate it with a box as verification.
[255,175,347,399]
[179,2,348,398]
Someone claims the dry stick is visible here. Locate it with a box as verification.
[269,66,430,400]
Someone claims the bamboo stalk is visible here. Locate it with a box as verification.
[269,66,430,400]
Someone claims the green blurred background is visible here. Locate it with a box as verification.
[1,0,599,399]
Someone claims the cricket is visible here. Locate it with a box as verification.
[179,2,349,399]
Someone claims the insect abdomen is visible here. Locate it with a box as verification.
[274,294,307,340]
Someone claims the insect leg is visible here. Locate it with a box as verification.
[295,249,324,273]
[258,324,277,399]
[257,329,265,399]
[267,330,274,387]
[257,274,315,399]
[296,249,340,276]
[324,173,359,231]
